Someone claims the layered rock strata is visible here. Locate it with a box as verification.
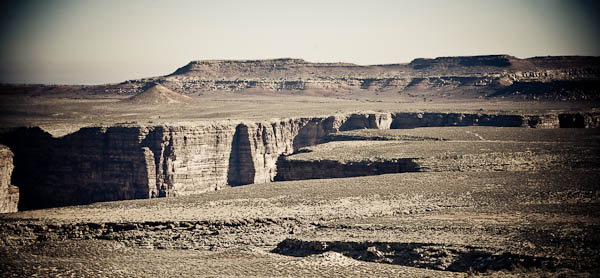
[3,56,598,101]
[0,145,18,213]
[109,56,600,101]
[0,111,598,210]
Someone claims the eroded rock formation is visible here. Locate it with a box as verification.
[0,145,18,213]
[0,111,598,210]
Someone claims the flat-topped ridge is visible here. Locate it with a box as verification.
[2,55,599,101]
[409,55,516,69]
[169,58,361,76]
[168,55,600,78]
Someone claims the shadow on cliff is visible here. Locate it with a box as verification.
[0,127,56,210]
[0,126,161,210]
[227,124,255,186]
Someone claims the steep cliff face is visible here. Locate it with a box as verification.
[0,145,18,213]
[0,111,597,210]
[0,127,156,209]
[229,113,392,185]
[0,124,238,209]
[0,112,396,209]
[147,124,238,195]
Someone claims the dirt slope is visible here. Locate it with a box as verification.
[122,83,195,104]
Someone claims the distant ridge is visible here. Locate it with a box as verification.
[165,55,600,80]
[4,54,598,101]
[121,83,195,104]
[408,55,516,69]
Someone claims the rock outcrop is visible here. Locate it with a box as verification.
[0,145,18,213]
[0,111,598,210]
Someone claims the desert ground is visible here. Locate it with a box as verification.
[1,56,599,277]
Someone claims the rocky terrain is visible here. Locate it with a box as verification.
[0,55,599,276]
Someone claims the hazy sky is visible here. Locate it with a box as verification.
[1,0,598,85]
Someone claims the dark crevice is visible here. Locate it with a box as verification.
[227,124,255,186]
[140,126,165,197]
[0,127,56,210]
[272,239,562,273]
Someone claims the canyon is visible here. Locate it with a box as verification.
[1,111,598,210]
[1,55,599,277]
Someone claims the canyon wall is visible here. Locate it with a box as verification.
[0,112,598,211]
[0,124,239,210]
[228,113,391,185]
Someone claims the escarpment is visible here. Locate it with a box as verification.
[3,56,598,101]
[0,113,389,210]
[228,113,390,185]
[91,55,600,101]
[0,111,599,211]
[0,124,239,210]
